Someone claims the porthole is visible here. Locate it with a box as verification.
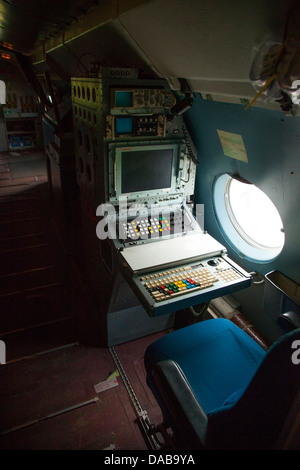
[213,174,285,262]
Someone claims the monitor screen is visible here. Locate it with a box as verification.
[109,142,181,202]
[115,117,134,136]
[121,148,173,194]
[115,90,132,107]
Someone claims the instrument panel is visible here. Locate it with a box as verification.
[129,255,251,316]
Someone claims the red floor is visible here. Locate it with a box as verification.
[0,150,165,450]
[0,344,151,450]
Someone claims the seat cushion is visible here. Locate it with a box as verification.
[145,318,266,414]
[222,386,246,407]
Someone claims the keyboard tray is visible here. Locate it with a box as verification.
[129,256,251,316]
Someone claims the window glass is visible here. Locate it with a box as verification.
[225,178,285,249]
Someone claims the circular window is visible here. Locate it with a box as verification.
[213,174,285,262]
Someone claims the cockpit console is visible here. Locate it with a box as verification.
[72,68,251,319]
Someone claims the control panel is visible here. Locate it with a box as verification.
[115,205,199,246]
[130,255,252,316]
[98,67,139,79]
[114,228,252,317]
[109,87,176,111]
[106,114,166,139]
[71,69,251,323]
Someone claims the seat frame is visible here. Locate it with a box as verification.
[145,319,300,450]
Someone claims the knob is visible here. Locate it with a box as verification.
[207,259,219,266]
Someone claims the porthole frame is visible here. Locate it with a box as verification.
[212,173,285,263]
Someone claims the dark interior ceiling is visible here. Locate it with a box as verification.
[0,0,99,54]
[1,0,299,112]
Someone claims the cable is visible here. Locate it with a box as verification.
[109,346,161,450]
[182,124,199,165]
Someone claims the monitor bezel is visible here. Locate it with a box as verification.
[109,141,181,202]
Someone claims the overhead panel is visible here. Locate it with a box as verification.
[115,0,295,107]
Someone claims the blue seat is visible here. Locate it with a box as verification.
[144,318,300,449]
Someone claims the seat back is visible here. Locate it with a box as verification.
[206,328,300,449]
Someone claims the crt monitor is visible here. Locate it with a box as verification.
[122,147,172,193]
[111,142,180,201]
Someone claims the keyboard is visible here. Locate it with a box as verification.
[140,263,242,303]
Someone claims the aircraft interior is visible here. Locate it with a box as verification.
[0,0,299,451]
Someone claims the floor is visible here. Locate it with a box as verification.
[0,149,166,450]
